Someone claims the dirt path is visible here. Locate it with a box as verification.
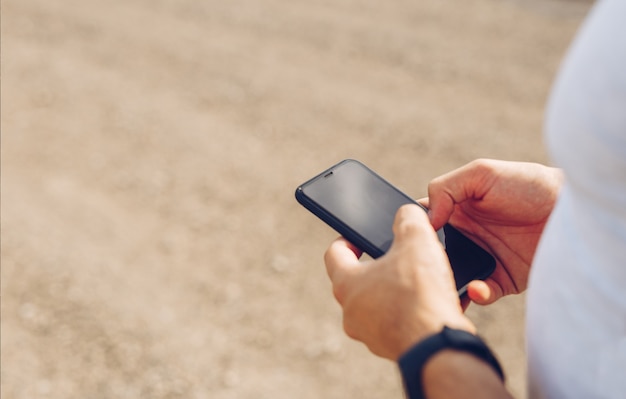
[2,0,587,397]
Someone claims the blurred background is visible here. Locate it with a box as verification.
[2,0,590,398]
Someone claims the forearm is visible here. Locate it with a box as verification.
[421,350,513,399]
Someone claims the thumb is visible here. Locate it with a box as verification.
[426,187,456,230]
[392,204,439,245]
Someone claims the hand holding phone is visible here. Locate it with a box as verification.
[295,159,496,294]
[323,205,478,360]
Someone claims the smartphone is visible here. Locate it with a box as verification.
[295,159,496,294]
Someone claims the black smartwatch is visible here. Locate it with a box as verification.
[398,326,504,399]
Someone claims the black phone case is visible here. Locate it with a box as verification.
[295,159,424,259]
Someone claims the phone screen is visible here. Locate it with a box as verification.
[295,159,495,292]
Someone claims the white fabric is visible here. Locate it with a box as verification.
[527,0,626,398]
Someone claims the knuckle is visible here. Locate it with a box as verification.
[323,246,334,268]
[331,272,354,305]
[323,241,343,281]
[395,218,421,238]
[428,175,444,191]
[469,158,495,173]
[343,318,359,340]
[394,207,429,238]
[332,282,346,304]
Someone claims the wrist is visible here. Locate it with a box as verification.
[393,317,476,361]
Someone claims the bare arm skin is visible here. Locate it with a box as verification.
[422,350,513,399]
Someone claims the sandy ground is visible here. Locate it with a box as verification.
[2,0,589,398]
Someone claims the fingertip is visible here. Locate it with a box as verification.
[427,177,460,230]
[422,196,448,230]
[393,204,433,239]
[331,237,363,257]
[428,209,446,231]
[417,197,430,209]
[396,203,431,223]
[466,280,498,305]
[415,199,434,223]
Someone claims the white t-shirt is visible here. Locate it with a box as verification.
[527,0,626,397]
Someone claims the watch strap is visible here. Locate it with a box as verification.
[398,326,504,399]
